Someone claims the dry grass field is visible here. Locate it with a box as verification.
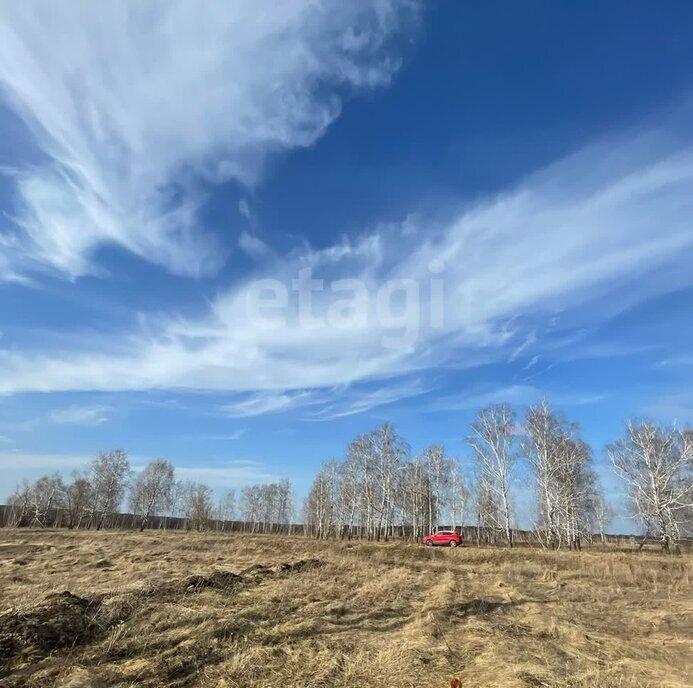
[0,530,691,688]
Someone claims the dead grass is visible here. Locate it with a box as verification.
[0,530,691,687]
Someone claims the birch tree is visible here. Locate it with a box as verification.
[339,455,361,539]
[29,474,67,527]
[475,473,502,544]
[129,459,175,531]
[215,489,236,529]
[400,456,432,541]
[186,482,214,531]
[423,445,450,534]
[65,473,93,529]
[372,423,407,540]
[468,404,516,547]
[87,449,130,530]
[7,480,32,526]
[448,458,469,532]
[588,488,612,544]
[609,421,693,550]
[276,479,294,531]
[304,462,337,538]
[523,402,594,549]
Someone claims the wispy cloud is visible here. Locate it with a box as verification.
[221,379,430,420]
[522,355,540,372]
[434,384,608,412]
[238,231,271,260]
[222,391,318,418]
[188,429,247,441]
[306,379,431,420]
[49,404,110,426]
[0,1,416,280]
[655,355,693,368]
[1,129,692,406]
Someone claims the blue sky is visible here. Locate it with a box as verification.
[1,1,693,531]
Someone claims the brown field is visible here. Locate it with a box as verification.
[0,530,691,688]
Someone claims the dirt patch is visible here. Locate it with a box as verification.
[0,591,101,668]
[239,562,274,579]
[182,559,323,591]
[182,570,245,591]
[240,558,322,581]
[275,558,322,574]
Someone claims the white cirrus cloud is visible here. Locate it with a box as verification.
[432,385,609,413]
[0,130,693,403]
[222,391,318,418]
[0,0,418,280]
[49,404,110,426]
[305,379,432,420]
[238,231,271,260]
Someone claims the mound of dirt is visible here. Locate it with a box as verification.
[182,570,245,591]
[137,558,327,605]
[240,558,322,581]
[0,591,101,667]
[274,558,322,575]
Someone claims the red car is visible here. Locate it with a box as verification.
[423,530,462,547]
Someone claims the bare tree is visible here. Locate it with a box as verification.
[304,427,461,542]
[589,488,612,545]
[423,445,450,534]
[186,482,215,531]
[448,458,469,532]
[523,402,594,550]
[372,424,407,540]
[276,479,293,532]
[7,479,33,526]
[304,462,337,539]
[475,473,502,544]
[65,472,93,529]
[468,404,516,547]
[29,474,67,527]
[239,481,294,533]
[400,456,432,541]
[129,459,175,531]
[339,452,362,539]
[215,489,236,530]
[609,421,693,550]
[87,449,130,530]
[169,480,191,527]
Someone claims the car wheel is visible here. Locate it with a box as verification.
[425,539,433,546]
[449,540,458,548]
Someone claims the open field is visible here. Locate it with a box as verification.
[0,531,691,688]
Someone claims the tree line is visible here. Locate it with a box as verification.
[5,452,295,533]
[4,400,692,550]
[303,402,693,550]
